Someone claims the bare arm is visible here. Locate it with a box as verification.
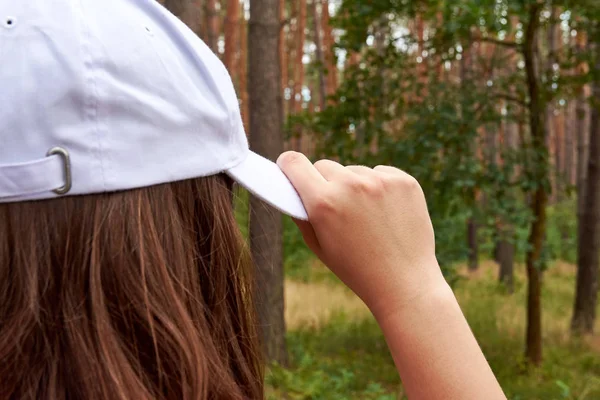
[278,152,506,400]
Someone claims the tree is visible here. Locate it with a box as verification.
[280,0,289,116]
[575,31,591,246]
[312,0,327,111]
[248,0,288,365]
[294,0,307,115]
[522,2,547,366]
[161,0,203,36]
[321,0,337,97]
[205,0,219,53]
[572,36,600,334]
[224,0,241,79]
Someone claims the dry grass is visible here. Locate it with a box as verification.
[275,260,600,399]
[456,260,600,344]
[285,260,600,346]
[285,279,369,330]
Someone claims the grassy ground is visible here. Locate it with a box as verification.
[267,260,600,400]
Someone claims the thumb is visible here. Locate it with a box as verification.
[293,218,323,259]
[277,152,327,205]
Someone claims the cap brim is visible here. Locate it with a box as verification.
[225,151,308,220]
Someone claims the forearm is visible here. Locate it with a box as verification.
[376,277,506,400]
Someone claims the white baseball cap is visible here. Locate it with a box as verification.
[0,0,308,220]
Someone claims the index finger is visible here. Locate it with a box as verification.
[277,151,327,202]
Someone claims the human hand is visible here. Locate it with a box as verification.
[277,152,447,320]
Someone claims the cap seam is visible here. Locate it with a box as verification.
[76,0,105,191]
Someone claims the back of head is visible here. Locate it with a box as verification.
[0,175,263,400]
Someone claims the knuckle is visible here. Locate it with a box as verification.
[280,151,303,167]
[404,175,422,191]
[313,159,330,170]
[348,177,383,196]
[310,193,336,219]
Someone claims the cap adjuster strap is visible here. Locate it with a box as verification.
[0,147,72,199]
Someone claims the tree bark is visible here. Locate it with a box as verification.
[248,0,288,365]
[467,217,479,271]
[280,0,288,116]
[293,0,306,114]
[162,0,203,37]
[311,0,326,111]
[564,101,575,187]
[204,0,219,53]
[576,32,591,243]
[224,0,241,80]
[497,235,515,293]
[321,0,337,96]
[545,7,559,203]
[572,41,600,335]
[523,3,545,366]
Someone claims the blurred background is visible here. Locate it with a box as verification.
[159,0,599,398]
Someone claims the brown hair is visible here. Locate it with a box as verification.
[0,175,263,399]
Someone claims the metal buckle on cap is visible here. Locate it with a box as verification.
[46,147,72,195]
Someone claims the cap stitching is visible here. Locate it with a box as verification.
[76,0,105,190]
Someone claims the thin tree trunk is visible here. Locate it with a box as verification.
[224,0,241,80]
[205,0,219,53]
[546,7,559,203]
[321,0,337,96]
[498,235,515,293]
[280,0,288,116]
[311,0,326,111]
[572,41,600,335]
[523,3,545,366]
[577,33,591,242]
[248,0,288,365]
[293,0,306,114]
[162,0,203,37]
[467,217,479,271]
[461,39,479,272]
[564,101,575,187]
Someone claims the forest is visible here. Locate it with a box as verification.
[159,0,599,398]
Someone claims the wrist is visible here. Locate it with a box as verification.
[370,269,455,327]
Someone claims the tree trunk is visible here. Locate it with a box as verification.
[497,235,515,293]
[546,8,559,204]
[280,0,288,116]
[564,101,575,187]
[205,0,219,53]
[248,0,288,365]
[576,32,591,243]
[311,0,326,111]
[224,0,241,81]
[523,3,545,366]
[321,0,337,97]
[467,217,479,271]
[293,0,306,114]
[162,0,203,37]
[572,42,600,335]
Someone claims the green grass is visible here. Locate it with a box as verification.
[268,261,600,399]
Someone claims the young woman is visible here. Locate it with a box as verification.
[0,0,506,398]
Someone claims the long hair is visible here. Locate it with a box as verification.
[0,175,263,399]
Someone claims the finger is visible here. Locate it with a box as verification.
[277,152,327,199]
[313,159,351,181]
[346,165,377,176]
[374,165,407,176]
[293,218,322,258]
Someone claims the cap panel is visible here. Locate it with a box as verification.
[79,0,247,192]
[0,0,94,173]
